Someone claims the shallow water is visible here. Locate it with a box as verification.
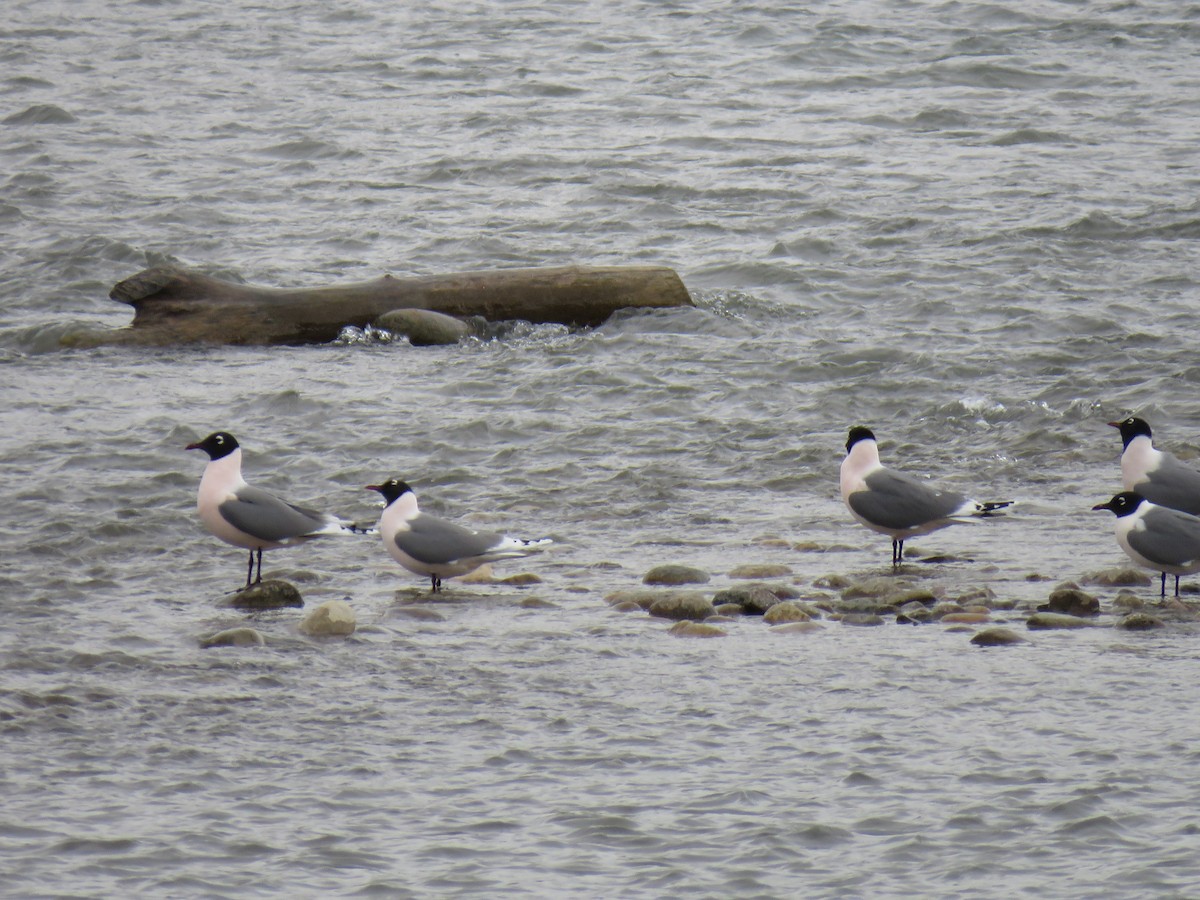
[4,1,1200,896]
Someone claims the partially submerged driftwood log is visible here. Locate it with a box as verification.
[87,263,693,346]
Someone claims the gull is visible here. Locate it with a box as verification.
[186,431,360,588]
[840,426,1013,566]
[1109,416,1200,516]
[1093,491,1200,597]
[366,478,550,592]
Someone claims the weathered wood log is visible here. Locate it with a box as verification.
[85,263,693,346]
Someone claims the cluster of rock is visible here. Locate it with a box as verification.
[200,581,357,648]
[604,561,1197,643]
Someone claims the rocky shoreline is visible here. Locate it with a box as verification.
[605,558,1194,642]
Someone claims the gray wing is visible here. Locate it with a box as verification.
[1137,453,1200,516]
[1127,508,1200,568]
[395,513,504,566]
[219,484,332,542]
[849,468,969,531]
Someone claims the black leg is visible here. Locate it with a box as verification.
[892,539,904,567]
[254,549,263,584]
[1175,574,1181,598]
[1161,571,1167,598]
[245,551,254,589]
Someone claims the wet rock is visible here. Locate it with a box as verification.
[970,627,1028,647]
[839,613,886,627]
[200,627,266,649]
[643,564,710,586]
[739,581,803,601]
[375,308,472,345]
[668,621,727,638]
[1112,591,1144,612]
[728,563,793,579]
[500,572,543,586]
[458,564,496,584]
[940,612,990,625]
[840,576,912,600]
[1118,612,1165,630]
[648,591,715,622]
[1081,567,1154,587]
[770,621,824,635]
[952,586,997,607]
[299,599,356,637]
[896,601,932,625]
[1026,612,1096,630]
[713,603,746,617]
[1039,584,1100,618]
[712,584,779,616]
[518,596,559,609]
[813,573,853,590]
[222,580,303,610]
[604,589,660,610]
[763,601,811,625]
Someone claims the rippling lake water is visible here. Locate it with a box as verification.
[4,1,1200,896]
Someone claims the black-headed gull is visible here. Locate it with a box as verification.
[1093,491,1200,598]
[366,478,550,592]
[840,426,1013,566]
[186,431,359,588]
[1109,416,1200,516]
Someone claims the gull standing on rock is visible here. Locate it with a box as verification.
[1093,491,1200,598]
[187,431,361,588]
[1109,416,1200,516]
[367,478,551,592]
[840,426,1013,566]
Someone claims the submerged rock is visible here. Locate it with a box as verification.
[604,589,660,611]
[970,627,1028,647]
[200,627,266,649]
[222,580,303,610]
[770,621,824,635]
[1026,612,1097,630]
[1081,567,1153,587]
[668,621,727,638]
[648,591,715,622]
[728,563,793,579]
[643,564,710,586]
[762,601,811,625]
[1117,612,1165,630]
[838,613,886,627]
[712,584,780,616]
[299,599,356,636]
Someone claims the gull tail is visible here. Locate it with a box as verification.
[976,500,1014,518]
[313,516,379,537]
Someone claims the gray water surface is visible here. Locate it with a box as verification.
[3,1,1200,896]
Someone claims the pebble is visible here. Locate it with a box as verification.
[728,563,793,579]
[770,621,824,635]
[1117,612,1165,630]
[299,599,356,637]
[221,580,303,610]
[712,584,779,615]
[668,621,727,638]
[648,591,715,622]
[200,627,266,648]
[643,564,711,586]
[1026,612,1097,630]
[762,601,811,624]
[1039,583,1100,617]
[970,627,1028,647]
